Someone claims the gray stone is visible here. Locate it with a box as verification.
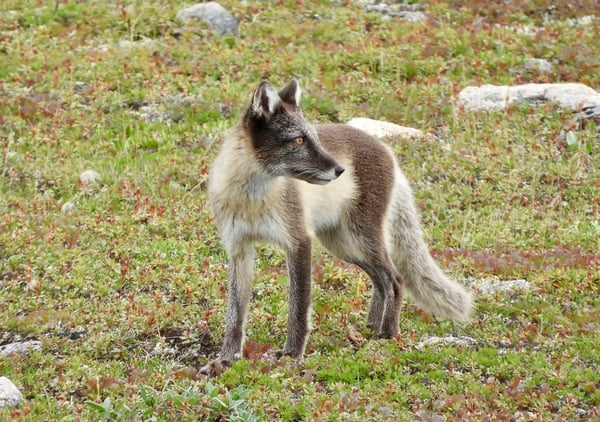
[379,406,395,417]
[0,340,42,357]
[365,4,428,22]
[79,169,101,185]
[416,336,478,350]
[0,377,23,408]
[474,279,530,294]
[566,15,596,26]
[521,58,552,73]
[559,105,600,141]
[61,201,75,214]
[458,83,600,111]
[399,11,428,23]
[347,117,424,139]
[573,105,600,129]
[136,105,174,122]
[73,81,92,94]
[177,2,238,36]
[117,38,157,50]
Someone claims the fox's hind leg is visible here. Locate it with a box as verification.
[317,226,404,339]
[356,252,404,339]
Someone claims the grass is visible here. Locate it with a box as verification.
[1,0,599,420]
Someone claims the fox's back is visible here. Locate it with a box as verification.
[298,125,397,243]
[316,124,397,215]
[316,124,393,165]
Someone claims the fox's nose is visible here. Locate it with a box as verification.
[334,166,345,177]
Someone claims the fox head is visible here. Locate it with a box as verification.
[242,79,345,185]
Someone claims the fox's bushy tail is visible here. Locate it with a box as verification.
[389,172,473,322]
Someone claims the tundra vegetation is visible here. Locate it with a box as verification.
[0,0,598,420]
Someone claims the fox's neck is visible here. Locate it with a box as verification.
[239,170,282,201]
[217,126,286,202]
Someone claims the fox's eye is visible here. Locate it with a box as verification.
[294,137,304,145]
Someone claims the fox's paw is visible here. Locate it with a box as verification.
[198,358,232,377]
[273,349,303,360]
[366,323,394,340]
[373,329,399,340]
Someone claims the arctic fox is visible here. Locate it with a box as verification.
[200,79,472,375]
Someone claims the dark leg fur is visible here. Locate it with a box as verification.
[199,247,254,376]
[316,221,403,338]
[219,255,253,360]
[280,239,313,358]
[357,253,404,339]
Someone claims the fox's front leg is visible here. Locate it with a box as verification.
[279,239,312,358]
[199,246,254,376]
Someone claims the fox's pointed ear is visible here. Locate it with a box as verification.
[251,81,281,119]
[278,79,301,107]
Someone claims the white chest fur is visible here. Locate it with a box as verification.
[298,164,357,235]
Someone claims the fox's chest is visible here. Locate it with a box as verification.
[215,202,295,252]
[210,176,297,250]
[298,164,357,233]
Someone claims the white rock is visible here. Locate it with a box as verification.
[522,58,552,73]
[502,24,540,37]
[474,279,530,294]
[398,11,428,23]
[566,15,596,26]
[416,336,477,350]
[379,406,395,417]
[117,38,156,50]
[79,169,101,185]
[0,340,42,357]
[176,2,238,35]
[61,201,75,214]
[136,105,173,122]
[458,83,600,111]
[347,117,424,139]
[364,4,428,23]
[0,377,23,408]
